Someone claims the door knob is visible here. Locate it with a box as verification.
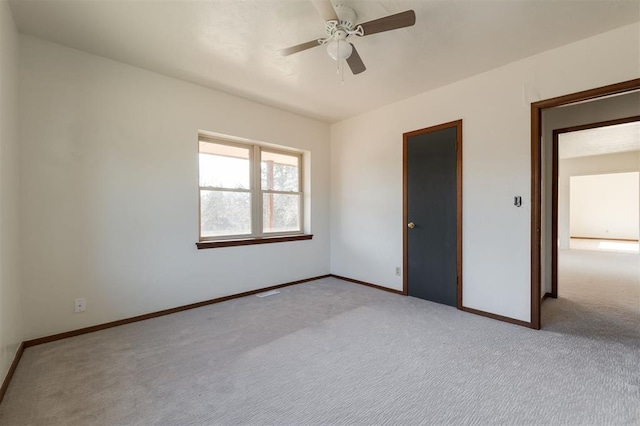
[407,222,415,229]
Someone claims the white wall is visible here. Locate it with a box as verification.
[559,152,640,245]
[331,23,640,323]
[569,172,639,240]
[0,0,24,382]
[18,36,331,340]
[541,93,640,296]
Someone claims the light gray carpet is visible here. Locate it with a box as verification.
[1,250,638,425]
[544,248,639,342]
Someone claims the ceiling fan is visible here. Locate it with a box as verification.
[280,0,416,76]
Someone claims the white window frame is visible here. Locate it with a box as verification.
[198,135,304,242]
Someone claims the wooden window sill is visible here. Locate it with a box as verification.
[196,234,313,249]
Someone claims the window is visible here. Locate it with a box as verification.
[198,136,306,245]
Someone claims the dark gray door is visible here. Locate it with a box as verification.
[404,122,460,307]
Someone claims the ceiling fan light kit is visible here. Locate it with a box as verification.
[326,39,352,61]
[280,0,416,81]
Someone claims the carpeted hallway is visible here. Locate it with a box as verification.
[0,249,638,425]
[543,246,639,342]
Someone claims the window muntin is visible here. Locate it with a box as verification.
[199,137,303,241]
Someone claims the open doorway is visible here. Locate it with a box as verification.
[544,114,639,339]
[530,79,640,329]
[551,118,640,300]
[543,117,639,336]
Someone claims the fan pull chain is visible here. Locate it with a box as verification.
[336,39,344,85]
[336,40,341,74]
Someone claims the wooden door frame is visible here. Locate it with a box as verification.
[402,119,463,309]
[551,115,640,298]
[530,78,640,329]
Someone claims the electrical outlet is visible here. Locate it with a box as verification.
[74,298,86,313]
[395,267,401,276]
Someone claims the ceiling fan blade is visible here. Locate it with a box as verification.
[346,44,366,75]
[358,10,416,36]
[311,0,339,22]
[280,39,321,56]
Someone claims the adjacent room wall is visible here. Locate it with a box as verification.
[560,153,640,244]
[0,0,24,382]
[569,172,639,240]
[330,23,640,322]
[18,36,331,340]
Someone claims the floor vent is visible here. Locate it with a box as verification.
[256,290,280,298]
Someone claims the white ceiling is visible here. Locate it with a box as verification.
[559,121,640,159]
[8,0,640,123]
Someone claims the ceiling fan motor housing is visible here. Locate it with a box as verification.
[324,5,362,43]
[334,5,357,29]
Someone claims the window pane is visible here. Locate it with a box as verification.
[261,151,299,192]
[199,142,250,189]
[200,190,251,237]
[263,193,300,233]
